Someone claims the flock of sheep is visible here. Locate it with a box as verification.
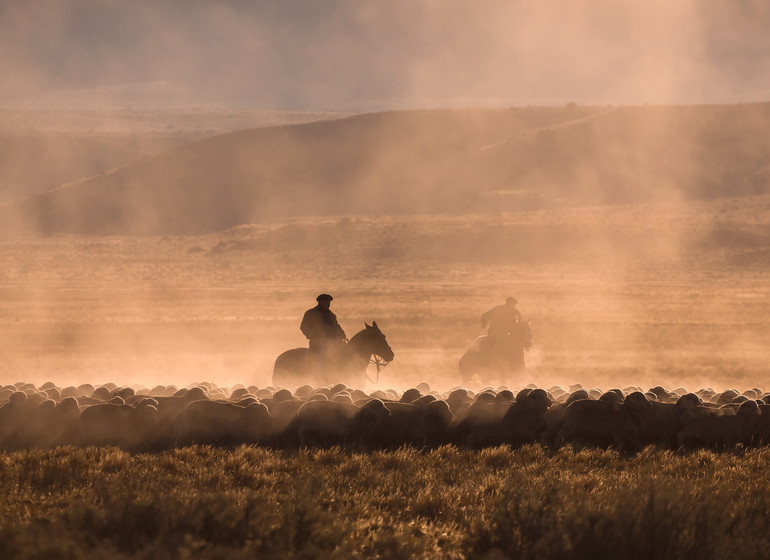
[1,380,768,452]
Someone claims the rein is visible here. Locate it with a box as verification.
[348,328,391,385]
[367,355,388,384]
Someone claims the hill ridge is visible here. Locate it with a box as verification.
[1,104,768,236]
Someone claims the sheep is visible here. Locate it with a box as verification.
[445,388,473,416]
[599,390,624,404]
[648,386,676,403]
[8,381,770,451]
[400,388,422,403]
[230,387,251,401]
[540,390,590,447]
[272,389,295,403]
[715,389,740,405]
[92,386,111,402]
[331,392,354,404]
[75,403,159,450]
[362,399,453,448]
[448,399,512,446]
[464,389,551,448]
[263,390,298,414]
[638,393,702,448]
[555,391,653,452]
[234,397,259,407]
[22,397,81,448]
[153,387,209,423]
[263,399,306,448]
[504,389,552,440]
[50,397,82,446]
[294,385,314,399]
[413,394,437,406]
[416,382,431,394]
[174,400,271,446]
[113,387,135,401]
[474,392,498,405]
[752,404,770,444]
[0,388,15,405]
[16,399,55,448]
[0,391,34,449]
[548,386,567,400]
[677,400,761,448]
[295,398,390,447]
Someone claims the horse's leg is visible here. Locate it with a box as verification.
[458,351,479,385]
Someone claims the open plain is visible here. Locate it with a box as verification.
[2,104,770,558]
[2,201,770,392]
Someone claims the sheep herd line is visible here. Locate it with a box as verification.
[0,381,768,452]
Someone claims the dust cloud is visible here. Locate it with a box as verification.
[2,0,770,108]
[1,1,770,393]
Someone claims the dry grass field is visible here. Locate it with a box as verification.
[3,445,770,559]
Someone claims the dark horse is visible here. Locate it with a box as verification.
[458,320,532,386]
[273,322,394,389]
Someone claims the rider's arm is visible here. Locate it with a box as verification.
[329,311,347,340]
[300,310,317,340]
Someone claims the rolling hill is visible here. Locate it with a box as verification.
[1,103,769,236]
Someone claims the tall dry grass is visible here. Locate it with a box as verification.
[1,445,769,558]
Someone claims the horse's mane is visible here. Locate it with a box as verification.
[348,323,382,345]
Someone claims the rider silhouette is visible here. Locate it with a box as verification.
[480,297,521,354]
[301,294,347,368]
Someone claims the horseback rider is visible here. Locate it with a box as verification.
[480,297,521,354]
[301,294,347,368]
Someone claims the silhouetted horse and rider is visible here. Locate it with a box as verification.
[272,294,394,389]
[459,297,532,386]
[272,293,530,389]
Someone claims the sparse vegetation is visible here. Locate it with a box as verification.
[1,445,769,558]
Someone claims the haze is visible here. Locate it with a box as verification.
[1,1,769,394]
[2,0,770,109]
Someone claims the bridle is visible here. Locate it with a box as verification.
[366,355,389,384]
[351,327,391,385]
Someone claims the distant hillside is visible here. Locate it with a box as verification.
[199,194,770,271]
[0,108,349,205]
[0,135,185,205]
[1,104,769,235]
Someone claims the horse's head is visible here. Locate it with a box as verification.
[364,321,395,363]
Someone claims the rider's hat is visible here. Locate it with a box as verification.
[506,296,518,304]
[316,293,334,302]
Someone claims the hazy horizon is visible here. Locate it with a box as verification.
[2,0,770,111]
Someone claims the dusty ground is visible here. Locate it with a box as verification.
[2,203,769,392]
[2,107,768,392]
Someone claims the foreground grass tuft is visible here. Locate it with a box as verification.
[1,445,769,558]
